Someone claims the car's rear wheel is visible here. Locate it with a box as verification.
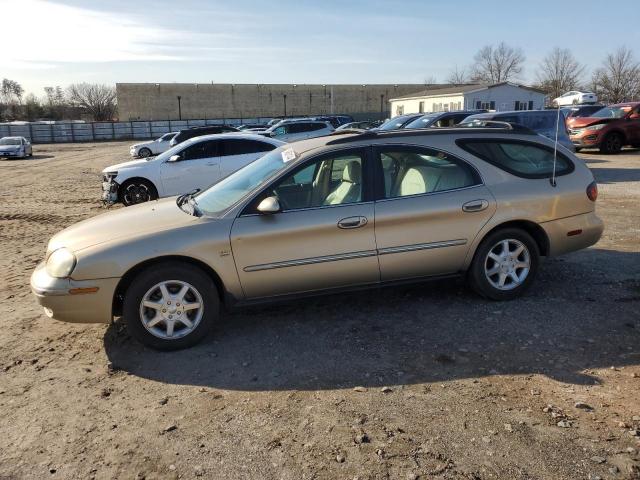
[138,147,152,158]
[600,132,623,154]
[120,178,158,206]
[468,228,539,300]
[123,262,219,350]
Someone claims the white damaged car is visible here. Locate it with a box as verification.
[129,132,178,158]
[103,133,285,206]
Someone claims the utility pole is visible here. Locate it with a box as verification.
[380,94,384,120]
[177,95,182,120]
[283,94,287,117]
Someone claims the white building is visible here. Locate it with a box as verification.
[388,82,547,117]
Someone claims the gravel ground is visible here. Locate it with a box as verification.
[0,142,639,480]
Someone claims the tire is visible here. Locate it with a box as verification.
[138,147,152,158]
[123,262,219,350]
[119,178,158,206]
[468,228,540,301]
[600,132,623,154]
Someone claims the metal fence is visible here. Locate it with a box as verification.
[0,111,387,144]
[0,118,273,144]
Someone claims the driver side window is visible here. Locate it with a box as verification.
[270,151,365,210]
[180,140,218,161]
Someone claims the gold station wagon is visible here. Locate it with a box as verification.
[31,126,603,349]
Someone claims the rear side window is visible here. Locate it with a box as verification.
[458,140,574,178]
[220,139,275,156]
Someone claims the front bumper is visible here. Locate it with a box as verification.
[0,150,23,157]
[30,262,119,324]
[130,147,138,157]
[102,178,119,205]
[569,130,602,148]
[541,211,604,257]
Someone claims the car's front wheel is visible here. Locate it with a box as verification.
[138,147,152,158]
[468,228,539,300]
[600,132,623,154]
[119,178,158,206]
[123,262,219,350]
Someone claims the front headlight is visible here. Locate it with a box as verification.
[46,248,77,278]
[586,124,606,131]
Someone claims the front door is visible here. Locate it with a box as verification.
[230,147,379,299]
[160,139,220,195]
[374,145,496,282]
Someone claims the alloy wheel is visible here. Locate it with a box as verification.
[484,239,531,291]
[123,183,152,205]
[139,280,204,340]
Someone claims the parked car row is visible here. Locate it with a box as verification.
[32,124,604,350]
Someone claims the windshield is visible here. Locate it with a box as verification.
[158,133,175,141]
[195,147,296,216]
[404,114,439,129]
[0,138,21,145]
[591,106,631,118]
[378,116,413,130]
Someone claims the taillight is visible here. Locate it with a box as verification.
[586,181,598,201]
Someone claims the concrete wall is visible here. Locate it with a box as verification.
[116,83,428,121]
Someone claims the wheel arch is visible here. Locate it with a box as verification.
[604,128,627,144]
[465,219,550,270]
[112,255,228,317]
[117,176,159,202]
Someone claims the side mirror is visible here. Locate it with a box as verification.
[257,196,280,214]
[168,154,181,162]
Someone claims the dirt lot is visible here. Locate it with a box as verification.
[0,142,639,480]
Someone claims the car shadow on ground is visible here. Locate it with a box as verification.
[589,167,640,184]
[0,154,55,162]
[104,248,640,391]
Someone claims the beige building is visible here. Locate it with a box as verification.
[116,83,428,121]
[389,83,547,117]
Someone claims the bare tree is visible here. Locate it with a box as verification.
[446,65,471,84]
[66,83,117,121]
[591,47,640,103]
[471,42,525,84]
[536,48,585,99]
[0,78,24,120]
[423,76,438,85]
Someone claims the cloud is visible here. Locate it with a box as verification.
[2,0,207,66]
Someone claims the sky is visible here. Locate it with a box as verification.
[3,0,640,97]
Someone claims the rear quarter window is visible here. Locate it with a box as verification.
[457,139,574,179]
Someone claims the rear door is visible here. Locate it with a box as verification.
[160,139,220,195]
[218,139,278,177]
[373,145,496,282]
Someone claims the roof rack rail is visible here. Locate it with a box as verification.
[326,123,536,145]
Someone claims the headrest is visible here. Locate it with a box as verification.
[342,160,361,183]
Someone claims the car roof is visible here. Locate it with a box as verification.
[609,102,640,108]
[1,136,24,140]
[181,132,285,146]
[285,124,538,159]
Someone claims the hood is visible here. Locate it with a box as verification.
[47,198,199,255]
[0,144,22,151]
[103,158,152,173]
[569,117,614,129]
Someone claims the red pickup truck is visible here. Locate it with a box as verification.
[568,102,640,153]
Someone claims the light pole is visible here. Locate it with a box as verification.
[177,95,182,120]
[283,94,287,117]
[380,94,384,120]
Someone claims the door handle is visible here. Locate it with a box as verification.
[338,216,368,229]
[206,162,218,166]
[462,199,489,212]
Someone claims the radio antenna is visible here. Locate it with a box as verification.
[551,104,561,187]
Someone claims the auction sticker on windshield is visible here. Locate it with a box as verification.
[281,148,297,162]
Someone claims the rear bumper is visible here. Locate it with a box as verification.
[30,262,119,324]
[541,211,604,257]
